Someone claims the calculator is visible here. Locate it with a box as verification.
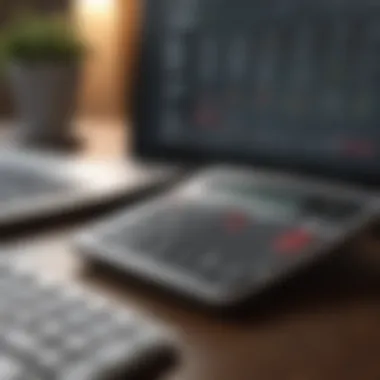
[76,166,378,307]
[0,258,178,379]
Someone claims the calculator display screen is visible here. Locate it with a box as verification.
[227,188,302,218]
[134,0,380,184]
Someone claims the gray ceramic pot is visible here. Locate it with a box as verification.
[9,62,80,147]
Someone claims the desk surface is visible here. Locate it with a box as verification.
[2,120,380,380]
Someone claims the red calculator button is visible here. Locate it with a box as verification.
[274,229,313,254]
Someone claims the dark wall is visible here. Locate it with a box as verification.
[0,0,69,22]
[0,0,71,116]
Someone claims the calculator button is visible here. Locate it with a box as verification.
[303,196,362,222]
[274,229,314,254]
[223,211,250,233]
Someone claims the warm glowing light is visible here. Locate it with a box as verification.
[75,0,121,117]
[79,0,114,14]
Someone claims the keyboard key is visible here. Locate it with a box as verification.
[0,260,178,379]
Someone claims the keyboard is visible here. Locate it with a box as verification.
[0,259,178,379]
[76,167,377,308]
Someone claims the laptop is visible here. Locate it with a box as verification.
[75,0,380,308]
[0,148,181,230]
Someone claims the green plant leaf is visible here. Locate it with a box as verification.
[2,12,88,64]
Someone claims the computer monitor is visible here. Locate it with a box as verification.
[132,0,380,186]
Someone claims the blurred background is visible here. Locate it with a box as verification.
[0,0,137,121]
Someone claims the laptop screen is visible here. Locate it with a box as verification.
[133,0,380,185]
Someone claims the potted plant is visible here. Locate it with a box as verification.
[1,13,87,149]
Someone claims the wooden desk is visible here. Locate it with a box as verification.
[2,121,380,380]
